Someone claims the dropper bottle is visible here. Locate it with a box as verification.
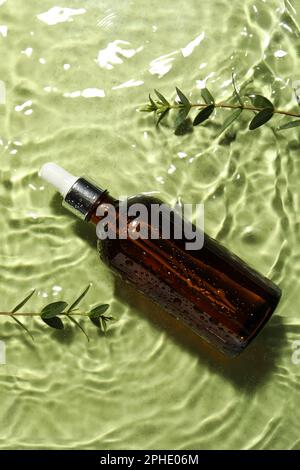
[39,162,281,357]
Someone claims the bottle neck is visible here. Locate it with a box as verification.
[62,177,116,222]
[89,191,117,225]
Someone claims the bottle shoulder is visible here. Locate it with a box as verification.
[125,194,165,208]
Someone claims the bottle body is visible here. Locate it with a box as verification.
[92,193,281,357]
[39,164,282,357]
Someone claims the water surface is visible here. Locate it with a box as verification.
[0,0,299,450]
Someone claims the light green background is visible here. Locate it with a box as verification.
[0,0,299,449]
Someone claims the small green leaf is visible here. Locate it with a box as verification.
[139,105,154,112]
[277,120,300,131]
[67,315,89,342]
[232,72,243,106]
[149,94,157,109]
[193,104,215,126]
[91,315,113,332]
[154,89,169,106]
[89,316,101,328]
[89,304,110,329]
[156,108,169,126]
[175,107,190,127]
[11,316,34,341]
[246,94,274,110]
[67,284,91,313]
[89,304,110,317]
[41,301,68,319]
[41,316,64,330]
[11,289,35,313]
[140,94,158,112]
[100,317,107,333]
[176,87,190,107]
[201,88,214,105]
[249,108,274,130]
[218,108,243,135]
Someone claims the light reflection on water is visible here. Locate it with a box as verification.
[0,0,299,450]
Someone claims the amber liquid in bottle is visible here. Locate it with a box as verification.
[89,191,281,357]
[39,163,281,357]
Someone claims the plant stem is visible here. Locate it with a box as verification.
[1,312,90,317]
[169,102,300,118]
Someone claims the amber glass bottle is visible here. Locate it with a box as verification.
[40,163,281,357]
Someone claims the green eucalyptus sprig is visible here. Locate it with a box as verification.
[1,284,114,341]
[140,73,300,134]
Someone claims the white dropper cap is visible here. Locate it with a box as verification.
[39,162,79,197]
